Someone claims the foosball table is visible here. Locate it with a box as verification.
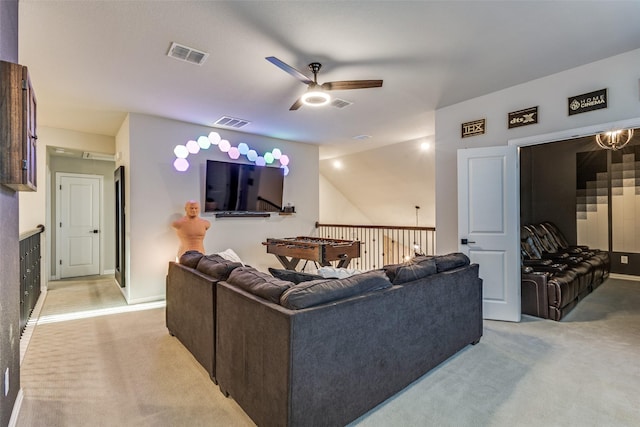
[262,236,361,271]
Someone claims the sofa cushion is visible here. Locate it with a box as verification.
[227,267,293,303]
[268,268,324,284]
[280,269,392,310]
[179,250,204,268]
[383,256,431,282]
[196,255,242,281]
[390,259,437,285]
[431,253,470,272]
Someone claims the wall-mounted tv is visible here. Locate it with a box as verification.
[204,160,285,213]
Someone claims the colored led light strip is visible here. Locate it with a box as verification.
[172,131,290,175]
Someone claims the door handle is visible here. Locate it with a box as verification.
[461,238,476,245]
[91,229,99,234]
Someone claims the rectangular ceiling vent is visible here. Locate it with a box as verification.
[331,98,353,109]
[167,42,209,65]
[214,116,251,129]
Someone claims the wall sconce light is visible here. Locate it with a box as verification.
[595,129,634,150]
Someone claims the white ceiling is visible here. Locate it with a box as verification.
[18,1,640,159]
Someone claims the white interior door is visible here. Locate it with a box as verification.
[57,174,102,278]
[458,146,520,322]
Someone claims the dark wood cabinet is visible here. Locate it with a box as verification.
[0,60,37,191]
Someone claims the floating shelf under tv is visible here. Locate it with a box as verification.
[214,212,271,218]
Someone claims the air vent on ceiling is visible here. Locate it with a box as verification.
[331,98,353,109]
[214,116,251,129]
[167,42,209,65]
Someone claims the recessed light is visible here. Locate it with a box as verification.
[353,135,371,140]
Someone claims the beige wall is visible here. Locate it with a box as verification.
[19,127,115,233]
[119,113,320,303]
[319,137,435,227]
[319,174,372,225]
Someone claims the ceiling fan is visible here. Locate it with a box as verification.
[266,56,383,110]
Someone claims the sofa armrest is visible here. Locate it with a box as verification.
[521,271,550,319]
[166,262,218,380]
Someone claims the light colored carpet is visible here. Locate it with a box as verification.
[17,276,253,427]
[17,276,640,426]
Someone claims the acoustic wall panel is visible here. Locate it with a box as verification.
[576,151,609,250]
[611,149,640,253]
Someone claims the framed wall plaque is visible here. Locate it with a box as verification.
[508,106,538,129]
[568,88,607,116]
[461,119,486,138]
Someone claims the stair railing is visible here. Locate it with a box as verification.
[314,222,436,271]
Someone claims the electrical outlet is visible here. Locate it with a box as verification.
[621,255,629,264]
[4,368,8,396]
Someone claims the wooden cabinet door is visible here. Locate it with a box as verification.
[0,60,37,191]
[24,67,37,189]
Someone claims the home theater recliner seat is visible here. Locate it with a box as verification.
[520,222,610,321]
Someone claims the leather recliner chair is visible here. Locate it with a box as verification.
[520,222,610,320]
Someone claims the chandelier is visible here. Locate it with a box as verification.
[595,129,634,150]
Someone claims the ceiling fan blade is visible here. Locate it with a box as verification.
[321,80,383,91]
[289,98,303,111]
[266,56,313,85]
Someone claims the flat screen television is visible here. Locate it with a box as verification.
[204,160,285,213]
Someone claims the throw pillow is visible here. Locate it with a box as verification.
[391,258,437,285]
[433,253,470,272]
[227,267,293,303]
[268,268,324,284]
[412,255,434,265]
[217,248,245,265]
[382,262,404,282]
[280,269,392,310]
[178,250,204,268]
[196,255,242,280]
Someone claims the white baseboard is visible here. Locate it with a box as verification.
[125,294,167,305]
[20,289,48,364]
[609,273,640,282]
[9,388,24,427]
[103,269,115,275]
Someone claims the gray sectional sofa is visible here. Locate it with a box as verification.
[166,251,483,427]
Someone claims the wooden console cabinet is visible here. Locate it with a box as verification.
[0,60,37,191]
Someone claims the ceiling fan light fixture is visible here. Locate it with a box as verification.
[301,89,331,107]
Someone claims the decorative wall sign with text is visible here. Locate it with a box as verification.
[508,106,538,129]
[461,119,486,138]
[568,88,607,116]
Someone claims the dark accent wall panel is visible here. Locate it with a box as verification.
[0,2,21,425]
[522,137,604,245]
[575,150,609,251]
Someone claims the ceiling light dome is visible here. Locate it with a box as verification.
[301,85,330,107]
